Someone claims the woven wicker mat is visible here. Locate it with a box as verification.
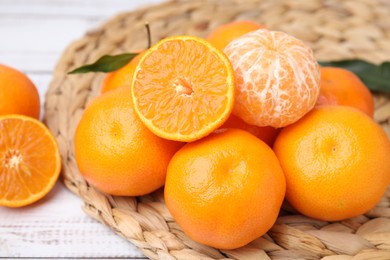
[44,0,390,259]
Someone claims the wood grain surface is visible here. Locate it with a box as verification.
[0,0,164,258]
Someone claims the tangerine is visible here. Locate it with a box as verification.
[101,51,144,94]
[220,114,279,146]
[131,36,235,142]
[0,115,61,207]
[206,20,265,50]
[0,64,40,119]
[273,106,390,221]
[316,67,374,117]
[74,87,183,196]
[165,128,286,249]
[224,29,320,128]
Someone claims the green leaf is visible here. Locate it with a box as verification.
[68,53,138,74]
[319,60,390,93]
[68,23,151,75]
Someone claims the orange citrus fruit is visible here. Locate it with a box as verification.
[74,86,183,196]
[273,106,390,221]
[131,36,235,142]
[224,29,320,128]
[0,115,61,207]
[165,128,286,249]
[0,64,40,119]
[316,67,374,117]
[220,114,279,146]
[100,51,144,94]
[206,20,265,50]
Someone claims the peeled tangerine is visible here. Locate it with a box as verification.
[224,29,320,128]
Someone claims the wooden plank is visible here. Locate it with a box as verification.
[0,0,164,18]
[0,0,164,72]
[0,182,146,258]
[0,16,105,72]
[0,52,60,73]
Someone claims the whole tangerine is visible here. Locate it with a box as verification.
[165,128,286,249]
[100,51,144,94]
[206,20,265,50]
[273,106,390,221]
[74,86,183,196]
[220,114,280,146]
[0,64,40,119]
[316,67,374,117]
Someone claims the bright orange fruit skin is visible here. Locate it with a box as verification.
[0,115,61,207]
[100,52,143,94]
[273,106,390,221]
[0,64,40,119]
[131,36,235,142]
[220,114,280,146]
[165,128,286,249]
[206,20,265,50]
[316,67,374,117]
[74,87,183,196]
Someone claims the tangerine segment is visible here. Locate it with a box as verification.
[224,29,320,128]
[131,36,235,142]
[0,115,61,207]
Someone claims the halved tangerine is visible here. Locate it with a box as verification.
[131,36,235,142]
[0,115,61,207]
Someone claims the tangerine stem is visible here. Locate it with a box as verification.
[145,22,151,49]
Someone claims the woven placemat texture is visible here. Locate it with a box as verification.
[44,0,390,259]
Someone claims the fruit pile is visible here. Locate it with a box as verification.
[72,20,390,249]
[1,18,389,252]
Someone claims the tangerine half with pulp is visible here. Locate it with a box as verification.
[131,36,235,142]
[0,115,61,207]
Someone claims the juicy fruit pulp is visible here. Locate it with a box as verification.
[165,128,286,249]
[131,36,235,142]
[0,115,61,207]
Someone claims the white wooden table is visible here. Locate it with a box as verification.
[0,0,164,258]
